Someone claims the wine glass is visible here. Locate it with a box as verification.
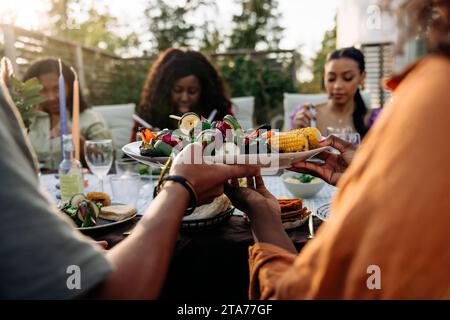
[326,126,361,147]
[84,139,114,192]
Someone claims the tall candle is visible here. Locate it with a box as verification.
[71,67,80,160]
[58,59,68,160]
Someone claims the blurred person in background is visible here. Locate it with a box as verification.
[228,0,450,299]
[290,47,380,139]
[23,58,111,171]
[130,48,233,140]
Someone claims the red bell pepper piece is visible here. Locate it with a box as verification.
[215,121,231,136]
[161,133,178,147]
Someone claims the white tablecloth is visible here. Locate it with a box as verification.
[39,174,336,217]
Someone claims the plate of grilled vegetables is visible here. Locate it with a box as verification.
[122,112,330,169]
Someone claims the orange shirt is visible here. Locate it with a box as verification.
[249,55,450,299]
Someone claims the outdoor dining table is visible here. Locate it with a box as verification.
[39,173,336,300]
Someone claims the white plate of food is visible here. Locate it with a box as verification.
[77,213,137,231]
[60,193,138,231]
[122,141,331,170]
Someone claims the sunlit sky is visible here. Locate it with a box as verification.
[0,0,340,80]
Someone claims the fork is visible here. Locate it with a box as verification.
[307,213,315,239]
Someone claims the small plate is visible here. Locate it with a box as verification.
[316,203,331,221]
[122,141,332,170]
[77,214,137,231]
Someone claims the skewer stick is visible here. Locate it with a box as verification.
[133,114,153,129]
[169,114,182,120]
[207,109,217,122]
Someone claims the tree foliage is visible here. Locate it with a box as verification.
[220,0,293,124]
[199,20,224,53]
[143,0,216,53]
[218,56,295,124]
[229,0,284,50]
[144,0,195,53]
[43,0,298,125]
[299,23,336,93]
[109,0,295,125]
[106,60,150,106]
[46,0,139,54]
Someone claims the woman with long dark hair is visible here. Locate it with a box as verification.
[290,47,378,139]
[228,0,450,299]
[132,48,233,138]
[23,58,111,170]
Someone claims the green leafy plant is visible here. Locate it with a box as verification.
[229,0,284,51]
[218,56,295,125]
[106,60,149,106]
[9,76,46,129]
[299,23,336,93]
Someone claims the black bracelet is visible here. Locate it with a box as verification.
[160,175,198,215]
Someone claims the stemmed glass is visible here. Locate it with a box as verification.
[326,126,361,147]
[84,139,114,192]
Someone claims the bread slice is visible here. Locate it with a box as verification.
[183,194,231,221]
[100,205,137,221]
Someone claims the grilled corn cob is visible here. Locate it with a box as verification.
[299,127,322,149]
[269,130,309,153]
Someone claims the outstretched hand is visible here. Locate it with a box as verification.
[225,176,297,254]
[170,143,260,205]
[289,135,356,186]
[224,175,280,218]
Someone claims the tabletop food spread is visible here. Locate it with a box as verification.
[41,112,337,232]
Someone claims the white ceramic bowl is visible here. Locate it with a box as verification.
[281,172,325,198]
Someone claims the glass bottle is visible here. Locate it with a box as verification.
[59,134,83,202]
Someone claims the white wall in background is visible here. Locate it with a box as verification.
[337,0,399,48]
[337,0,421,71]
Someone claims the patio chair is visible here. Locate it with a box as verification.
[231,96,255,131]
[92,103,136,158]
